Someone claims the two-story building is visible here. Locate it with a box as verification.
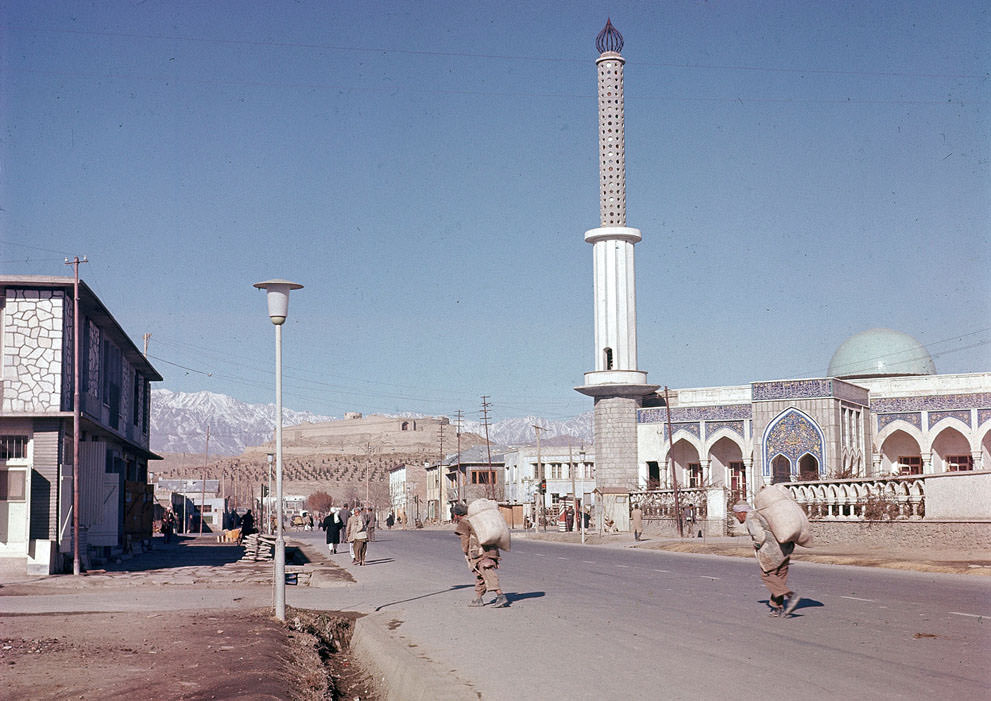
[1,276,161,574]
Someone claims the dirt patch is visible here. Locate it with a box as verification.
[1,607,382,701]
[1,609,290,699]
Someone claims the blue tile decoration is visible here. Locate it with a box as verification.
[980,408,991,427]
[704,421,745,440]
[877,413,922,431]
[662,422,701,440]
[762,408,825,476]
[927,410,972,429]
[638,404,751,424]
[872,393,991,412]
[753,379,832,401]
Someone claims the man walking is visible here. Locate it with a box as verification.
[733,503,800,617]
[452,503,507,608]
[631,504,644,542]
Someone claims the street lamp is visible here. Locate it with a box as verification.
[254,278,303,622]
[266,453,274,535]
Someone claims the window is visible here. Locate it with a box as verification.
[603,347,613,370]
[729,461,746,494]
[0,436,27,461]
[688,463,702,488]
[0,470,26,500]
[771,455,791,484]
[471,470,496,485]
[946,455,973,472]
[551,464,561,479]
[897,456,923,475]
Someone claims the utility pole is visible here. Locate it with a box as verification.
[480,396,494,499]
[455,409,464,505]
[199,427,209,535]
[664,386,683,537]
[437,419,445,520]
[65,255,87,575]
[532,423,544,531]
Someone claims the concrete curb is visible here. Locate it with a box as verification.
[350,611,478,701]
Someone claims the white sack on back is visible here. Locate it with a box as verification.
[466,498,511,551]
[754,484,813,547]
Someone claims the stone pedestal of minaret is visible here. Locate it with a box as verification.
[576,21,658,533]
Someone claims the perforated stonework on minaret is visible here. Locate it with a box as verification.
[596,19,626,227]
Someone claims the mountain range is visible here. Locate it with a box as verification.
[150,389,593,456]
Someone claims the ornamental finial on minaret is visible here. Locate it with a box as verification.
[596,18,623,55]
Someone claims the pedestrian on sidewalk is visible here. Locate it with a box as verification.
[452,503,507,608]
[365,506,377,541]
[339,503,352,559]
[321,507,343,554]
[631,504,644,541]
[733,503,800,617]
[161,509,176,543]
[351,507,369,565]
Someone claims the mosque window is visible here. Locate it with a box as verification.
[946,455,973,472]
[688,463,702,488]
[771,456,791,484]
[896,456,922,475]
[729,462,746,494]
[603,347,614,370]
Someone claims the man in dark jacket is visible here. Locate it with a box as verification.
[452,503,507,608]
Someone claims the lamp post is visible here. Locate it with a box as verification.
[266,453,274,535]
[254,278,303,622]
[579,449,586,545]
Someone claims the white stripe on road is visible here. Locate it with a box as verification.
[557,557,568,560]
[949,611,986,619]
[616,565,630,568]
[700,576,720,580]
[583,561,596,564]
[653,569,670,573]
[841,596,875,602]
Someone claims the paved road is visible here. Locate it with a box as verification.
[290,529,991,699]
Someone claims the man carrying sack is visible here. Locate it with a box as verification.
[452,502,508,608]
[733,502,800,617]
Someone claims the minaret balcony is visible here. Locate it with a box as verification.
[585,226,641,244]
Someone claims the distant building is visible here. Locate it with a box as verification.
[155,479,223,532]
[0,276,162,574]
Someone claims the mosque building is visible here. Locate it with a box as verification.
[636,328,991,499]
[575,22,989,531]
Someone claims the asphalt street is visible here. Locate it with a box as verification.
[289,529,991,700]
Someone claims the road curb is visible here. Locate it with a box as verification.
[350,611,478,701]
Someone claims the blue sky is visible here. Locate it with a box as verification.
[2,1,988,421]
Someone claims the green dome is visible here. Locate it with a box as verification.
[828,328,936,379]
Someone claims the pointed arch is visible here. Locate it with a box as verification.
[761,407,825,480]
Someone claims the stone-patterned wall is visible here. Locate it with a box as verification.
[2,289,65,413]
[809,520,991,549]
[594,395,640,488]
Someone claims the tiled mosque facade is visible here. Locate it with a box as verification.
[637,368,991,498]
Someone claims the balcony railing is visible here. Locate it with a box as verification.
[631,488,708,519]
[781,475,925,520]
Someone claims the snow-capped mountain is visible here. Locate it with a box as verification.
[150,389,335,455]
[460,415,593,448]
[150,389,593,455]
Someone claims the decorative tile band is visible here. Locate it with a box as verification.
[877,413,922,431]
[872,393,991,412]
[927,410,972,429]
[980,408,991,427]
[662,422,701,440]
[753,379,832,401]
[704,421,745,440]
[638,404,751,423]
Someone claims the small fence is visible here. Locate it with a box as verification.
[781,475,926,520]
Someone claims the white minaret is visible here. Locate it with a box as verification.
[577,20,658,525]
